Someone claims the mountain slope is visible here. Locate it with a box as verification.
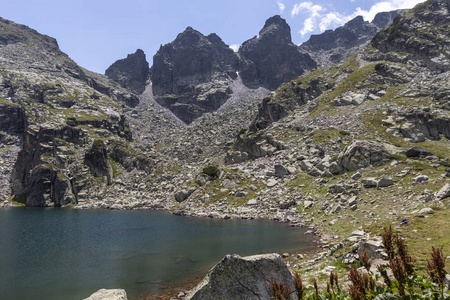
[175,0,450,232]
[299,9,407,68]
[0,17,148,207]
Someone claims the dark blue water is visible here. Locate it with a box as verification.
[0,208,316,300]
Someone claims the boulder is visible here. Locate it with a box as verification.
[357,238,384,259]
[174,188,196,202]
[304,200,314,209]
[377,177,393,188]
[185,254,298,300]
[362,177,378,188]
[406,146,434,158]
[435,183,450,200]
[274,164,290,178]
[418,207,434,214]
[335,141,393,173]
[413,175,429,184]
[83,289,127,300]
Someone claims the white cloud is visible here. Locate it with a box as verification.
[355,0,424,21]
[277,1,286,14]
[319,12,354,32]
[292,0,425,38]
[229,44,240,52]
[291,2,324,17]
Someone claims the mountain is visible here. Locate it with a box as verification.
[151,27,240,123]
[105,49,149,94]
[0,17,147,207]
[239,15,317,90]
[1,0,450,297]
[1,0,449,240]
[299,9,407,68]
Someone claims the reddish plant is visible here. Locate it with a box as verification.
[382,226,396,260]
[294,272,304,299]
[314,277,319,298]
[426,246,447,294]
[389,256,407,296]
[360,250,371,273]
[377,264,391,288]
[348,266,375,300]
[395,236,414,277]
[269,279,292,300]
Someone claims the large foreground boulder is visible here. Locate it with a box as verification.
[330,140,394,174]
[185,253,297,300]
[83,289,127,300]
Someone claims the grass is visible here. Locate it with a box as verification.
[361,110,450,159]
[399,207,450,271]
[311,128,351,146]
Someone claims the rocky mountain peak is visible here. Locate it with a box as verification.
[151,27,239,123]
[0,17,59,52]
[371,0,450,70]
[299,9,407,67]
[239,15,316,90]
[371,9,408,28]
[259,15,292,44]
[105,49,149,94]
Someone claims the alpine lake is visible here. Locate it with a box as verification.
[0,208,318,299]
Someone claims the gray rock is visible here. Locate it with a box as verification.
[152,27,239,123]
[362,177,378,188]
[185,254,297,300]
[413,175,429,184]
[357,239,384,259]
[246,199,258,206]
[267,179,278,187]
[274,164,290,178]
[436,183,450,200]
[174,188,196,202]
[304,200,314,209]
[351,172,362,180]
[235,191,249,197]
[83,289,127,300]
[377,177,393,188]
[418,207,434,214]
[348,196,358,207]
[338,141,393,173]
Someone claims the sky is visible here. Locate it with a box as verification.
[2,0,424,74]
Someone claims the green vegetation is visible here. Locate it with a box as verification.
[109,158,118,179]
[202,165,220,178]
[312,128,351,146]
[274,228,449,300]
[93,139,105,147]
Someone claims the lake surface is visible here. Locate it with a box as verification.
[0,208,316,300]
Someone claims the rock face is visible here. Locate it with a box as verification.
[84,140,113,185]
[83,289,127,300]
[0,17,149,207]
[105,49,149,94]
[372,0,450,69]
[185,253,297,300]
[239,15,316,90]
[333,141,394,174]
[300,10,407,68]
[151,27,239,123]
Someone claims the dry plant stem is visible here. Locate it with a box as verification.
[426,246,447,296]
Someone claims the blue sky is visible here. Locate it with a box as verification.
[3,0,424,74]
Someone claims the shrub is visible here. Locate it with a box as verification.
[202,165,220,178]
